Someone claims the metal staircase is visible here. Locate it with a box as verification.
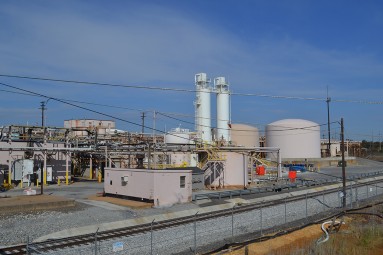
[199,146,227,189]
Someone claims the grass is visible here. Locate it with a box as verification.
[282,218,383,255]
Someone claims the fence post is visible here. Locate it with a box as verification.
[194,211,199,255]
[95,227,99,255]
[26,236,29,255]
[260,204,263,236]
[355,186,358,204]
[367,185,369,198]
[284,197,287,224]
[350,182,353,209]
[322,191,325,212]
[231,204,236,241]
[305,192,308,222]
[151,219,155,255]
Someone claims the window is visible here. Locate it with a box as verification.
[180,176,185,188]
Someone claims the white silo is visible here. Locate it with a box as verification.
[194,73,212,142]
[215,77,230,142]
[266,119,321,159]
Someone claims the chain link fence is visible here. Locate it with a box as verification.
[26,180,383,255]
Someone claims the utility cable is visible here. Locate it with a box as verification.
[0,81,196,143]
[2,73,383,104]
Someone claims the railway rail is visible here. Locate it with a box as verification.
[1,177,383,255]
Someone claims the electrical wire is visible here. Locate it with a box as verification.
[0,88,152,112]
[2,73,383,104]
[0,81,196,143]
[1,85,340,136]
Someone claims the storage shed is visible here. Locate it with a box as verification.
[104,168,192,207]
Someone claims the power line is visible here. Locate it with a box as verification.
[0,88,154,112]
[3,73,382,104]
[0,81,195,143]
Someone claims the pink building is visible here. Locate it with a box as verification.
[104,168,192,207]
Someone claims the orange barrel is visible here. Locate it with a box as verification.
[258,165,265,175]
[288,170,297,179]
[256,166,260,175]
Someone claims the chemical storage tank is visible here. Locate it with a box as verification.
[230,124,259,147]
[266,119,321,159]
[215,77,230,142]
[164,127,192,144]
[194,73,212,143]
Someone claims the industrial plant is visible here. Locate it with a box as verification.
[0,73,363,206]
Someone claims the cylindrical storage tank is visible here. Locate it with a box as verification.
[195,73,212,142]
[215,77,230,142]
[230,124,259,147]
[164,128,192,144]
[266,119,321,159]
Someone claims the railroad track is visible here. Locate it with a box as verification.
[1,177,383,255]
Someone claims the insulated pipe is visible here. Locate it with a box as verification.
[317,220,345,245]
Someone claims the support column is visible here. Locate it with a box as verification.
[43,150,47,185]
[65,151,69,185]
[277,149,282,179]
[8,150,12,185]
[89,154,93,180]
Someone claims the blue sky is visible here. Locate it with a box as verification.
[0,0,382,141]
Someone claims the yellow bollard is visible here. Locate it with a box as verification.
[36,178,39,187]
[43,169,47,185]
[58,178,61,186]
[98,172,101,183]
[20,181,23,189]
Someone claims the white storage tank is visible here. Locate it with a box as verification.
[164,127,192,144]
[194,73,212,143]
[215,77,230,142]
[230,124,259,147]
[266,119,321,159]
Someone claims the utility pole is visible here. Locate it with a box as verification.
[341,118,346,208]
[40,101,46,127]
[39,102,47,195]
[326,87,331,157]
[141,112,146,134]
[153,111,156,169]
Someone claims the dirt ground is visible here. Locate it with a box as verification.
[224,224,324,255]
[0,194,74,207]
[88,194,153,209]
